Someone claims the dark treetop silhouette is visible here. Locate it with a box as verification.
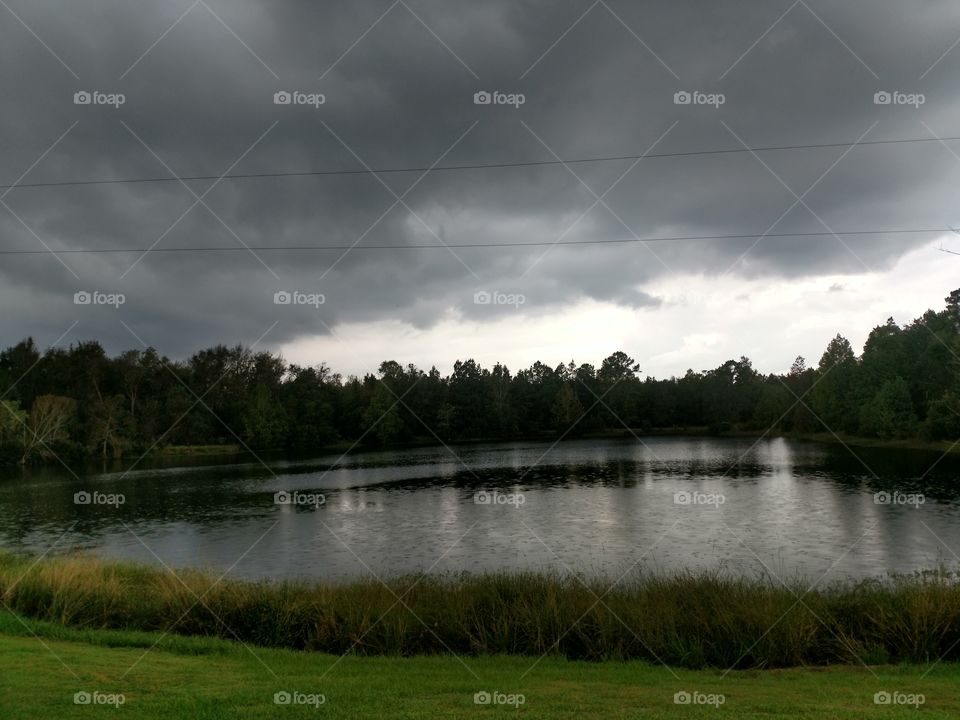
[2,289,958,463]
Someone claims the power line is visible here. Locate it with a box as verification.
[0,228,948,255]
[2,134,959,192]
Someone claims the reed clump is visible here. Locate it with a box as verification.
[2,551,958,668]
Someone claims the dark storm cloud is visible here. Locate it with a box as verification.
[2,0,960,357]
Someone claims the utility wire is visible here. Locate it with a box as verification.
[1,134,958,192]
[0,228,949,255]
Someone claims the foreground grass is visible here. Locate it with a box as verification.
[3,551,960,670]
[1,611,958,718]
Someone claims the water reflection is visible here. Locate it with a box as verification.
[0,437,958,581]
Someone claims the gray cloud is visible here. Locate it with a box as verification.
[2,0,960,358]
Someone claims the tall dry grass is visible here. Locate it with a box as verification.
[1,551,958,668]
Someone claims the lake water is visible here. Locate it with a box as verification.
[1,437,959,583]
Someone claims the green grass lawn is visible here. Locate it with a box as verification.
[1,611,958,718]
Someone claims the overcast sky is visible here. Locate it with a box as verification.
[2,0,959,378]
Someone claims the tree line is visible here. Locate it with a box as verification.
[1,289,959,464]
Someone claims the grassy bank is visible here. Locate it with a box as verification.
[2,552,960,669]
[777,431,960,455]
[594,426,960,454]
[149,444,243,456]
[1,610,958,718]
[30,428,960,469]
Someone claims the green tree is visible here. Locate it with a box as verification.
[859,378,917,438]
[22,395,76,464]
[241,384,288,450]
[0,339,40,407]
[282,364,338,449]
[598,351,640,383]
[810,335,858,432]
[785,356,818,432]
[0,401,26,464]
[448,359,486,439]
[551,383,584,432]
[751,382,792,430]
[361,383,404,445]
[90,394,129,459]
[946,287,960,331]
[598,351,640,426]
[486,363,515,437]
[923,392,960,441]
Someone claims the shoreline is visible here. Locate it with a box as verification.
[146,428,960,463]
[6,429,954,469]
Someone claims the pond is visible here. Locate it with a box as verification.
[1,437,958,582]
